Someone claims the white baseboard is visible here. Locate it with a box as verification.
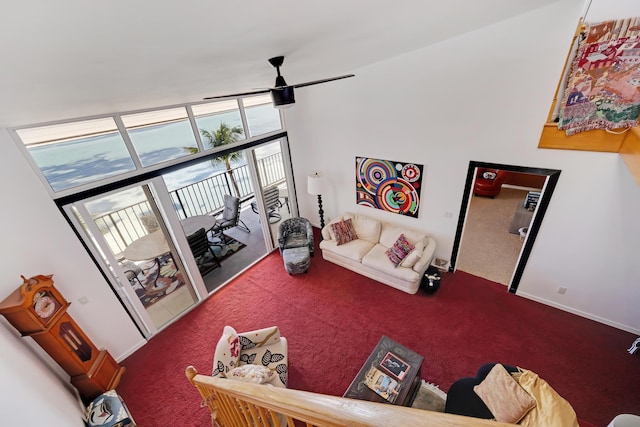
[517,291,640,336]
[502,184,542,192]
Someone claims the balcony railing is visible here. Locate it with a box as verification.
[93,152,286,256]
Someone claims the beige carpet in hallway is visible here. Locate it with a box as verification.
[456,187,530,285]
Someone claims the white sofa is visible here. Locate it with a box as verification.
[319,212,436,294]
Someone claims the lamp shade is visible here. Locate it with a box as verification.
[307,172,327,195]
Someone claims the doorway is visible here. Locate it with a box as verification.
[65,178,204,337]
[450,161,561,293]
[62,136,296,337]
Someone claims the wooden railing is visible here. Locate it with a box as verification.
[185,366,510,427]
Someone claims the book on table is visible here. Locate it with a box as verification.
[363,367,403,403]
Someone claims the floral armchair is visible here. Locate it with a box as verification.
[212,325,288,388]
[277,217,314,257]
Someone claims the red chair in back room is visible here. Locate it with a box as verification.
[473,168,508,198]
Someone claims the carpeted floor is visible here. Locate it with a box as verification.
[117,234,639,427]
[457,187,529,285]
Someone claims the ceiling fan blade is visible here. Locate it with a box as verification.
[203,88,270,100]
[292,74,355,89]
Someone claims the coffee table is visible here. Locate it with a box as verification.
[343,335,424,406]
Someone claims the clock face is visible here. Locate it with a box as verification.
[33,291,61,321]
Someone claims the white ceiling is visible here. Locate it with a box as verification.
[0,0,562,128]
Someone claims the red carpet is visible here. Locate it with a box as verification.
[118,235,639,426]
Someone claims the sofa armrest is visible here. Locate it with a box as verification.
[412,237,436,275]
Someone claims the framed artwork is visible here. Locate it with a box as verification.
[379,351,411,381]
[355,156,423,217]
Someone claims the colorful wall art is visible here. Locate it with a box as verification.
[355,156,424,217]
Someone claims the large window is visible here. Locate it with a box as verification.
[17,118,135,192]
[13,97,282,196]
[121,108,197,167]
[192,100,244,148]
[244,95,282,137]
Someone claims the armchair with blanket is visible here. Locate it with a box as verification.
[211,325,288,388]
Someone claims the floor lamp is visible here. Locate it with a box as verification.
[307,171,327,229]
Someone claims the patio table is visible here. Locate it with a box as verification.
[123,230,171,292]
[180,215,218,236]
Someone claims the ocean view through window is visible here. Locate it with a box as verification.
[13,95,282,195]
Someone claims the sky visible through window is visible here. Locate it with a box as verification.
[18,98,282,193]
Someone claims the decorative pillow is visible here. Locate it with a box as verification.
[473,364,537,424]
[227,364,275,384]
[400,241,424,268]
[330,218,359,246]
[385,234,415,267]
[323,216,345,241]
[212,326,240,378]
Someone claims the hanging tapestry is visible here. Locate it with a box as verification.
[355,156,423,218]
[557,17,640,135]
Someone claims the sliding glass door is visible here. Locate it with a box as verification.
[65,179,205,336]
[250,140,295,249]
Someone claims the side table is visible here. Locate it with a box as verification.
[343,336,424,407]
[423,266,442,295]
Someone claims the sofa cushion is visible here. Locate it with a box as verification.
[345,214,381,243]
[321,238,375,262]
[379,224,428,248]
[282,232,309,250]
[330,218,359,245]
[385,234,415,266]
[212,325,240,377]
[362,245,421,282]
[473,364,536,424]
[400,241,424,268]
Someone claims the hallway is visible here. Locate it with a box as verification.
[456,187,531,285]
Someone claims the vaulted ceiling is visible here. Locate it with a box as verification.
[0,0,561,128]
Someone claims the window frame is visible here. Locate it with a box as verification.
[9,97,282,200]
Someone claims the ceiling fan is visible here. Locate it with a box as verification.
[203,56,355,109]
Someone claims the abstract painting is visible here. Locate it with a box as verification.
[355,156,423,217]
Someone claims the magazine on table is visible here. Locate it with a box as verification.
[363,366,402,403]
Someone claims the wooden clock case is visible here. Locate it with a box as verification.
[0,274,125,401]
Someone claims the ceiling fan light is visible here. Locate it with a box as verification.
[271,87,295,109]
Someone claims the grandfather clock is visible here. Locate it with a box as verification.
[0,274,125,401]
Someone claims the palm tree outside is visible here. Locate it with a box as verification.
[200,123,244,197]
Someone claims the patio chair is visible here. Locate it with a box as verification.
[187,228,221,275]
[251,185,282,223]
[121,260,143,287]
[210,195,250,246]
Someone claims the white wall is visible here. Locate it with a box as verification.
[0,128,144,423]
[285,0,640,334]
[1,0,639,423]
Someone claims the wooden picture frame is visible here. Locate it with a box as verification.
[379,351,410,381]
